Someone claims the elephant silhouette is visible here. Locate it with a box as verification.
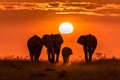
[27,35,43,61]
[42,34,63,63]
[77,34,97,62]
[62,47,73,63]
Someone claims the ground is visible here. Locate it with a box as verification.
[0,59,120,80]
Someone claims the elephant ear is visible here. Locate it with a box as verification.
[42,34,52,47]
[77,35,86,45]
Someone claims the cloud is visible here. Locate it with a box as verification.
[0,1,120,16]
[49,2,60,7]
[4,5,15,10]
[55,11,104,16]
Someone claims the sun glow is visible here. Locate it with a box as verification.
[59,22,74,34]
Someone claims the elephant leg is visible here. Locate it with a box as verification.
[63,57,65,63]
[65,58,67,63]
[64,56,68,63]
[89,49,93,62]
[51,53,55,63]
[62,56,65,63]
[35,53,40,62]
[35,56,38,61]
[84,48,88,62]
[48,53,55,63]
[63,57,66,63]
[48,53,51,62]
[66,58,68,63]
[56,53,59,63]
[85,52,89,62]
[34,49,41,62]
[47,49,52,63]
[64,58,66,63]
[89,53,92,62]
[30,52,33,61]
[67,56,70,63]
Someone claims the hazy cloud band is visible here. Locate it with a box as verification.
[0,1,120,16]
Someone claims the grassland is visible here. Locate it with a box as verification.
[0,59,120,80]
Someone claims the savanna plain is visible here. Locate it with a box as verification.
[0,58,120,80]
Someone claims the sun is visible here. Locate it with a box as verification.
[59,22,74,34]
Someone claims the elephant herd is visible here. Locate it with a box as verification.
[27,34,97,63]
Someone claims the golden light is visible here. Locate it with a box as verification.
[59,22,74,34]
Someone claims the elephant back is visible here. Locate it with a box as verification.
[62,47,73,56]
[27,35,42,49]
[52,34,63,44]
[77,34,97,47]
[86,34,97,48]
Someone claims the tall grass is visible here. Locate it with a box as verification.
[0,57,120,80]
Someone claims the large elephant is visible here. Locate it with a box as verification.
[42,34,63,63]
[27,35,43,61]
[62,47,73,63]
[77,34,97,62]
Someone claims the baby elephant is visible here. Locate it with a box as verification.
[62,47,73,63]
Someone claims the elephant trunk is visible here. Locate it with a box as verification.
[51,46,55,63]
[52,46,54,55]
[48,46,55,63]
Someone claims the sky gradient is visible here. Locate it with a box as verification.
[0,0,120,61]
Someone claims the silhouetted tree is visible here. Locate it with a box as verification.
[27,35,43,61]
[42,34,63,63]
[77,34,97,62]
[62,47,73,63]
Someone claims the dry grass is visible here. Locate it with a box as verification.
[0,59,120,80]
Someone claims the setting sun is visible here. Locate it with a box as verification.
[59,22,74,34]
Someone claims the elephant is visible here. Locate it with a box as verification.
[77,34,97,62]
[42,34,63,63]
[62,47,73,63]
[27,35,43,61]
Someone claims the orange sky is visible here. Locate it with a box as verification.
[0,0,120,61]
